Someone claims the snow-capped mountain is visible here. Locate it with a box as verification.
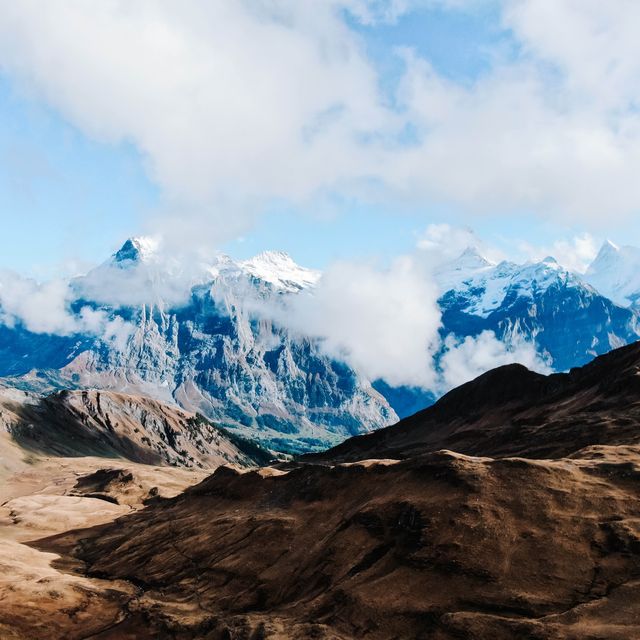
[0,239,393,453]
[2,236,640,453]
[583,240,640,308]
[434,246,495,293]
[437,247,640,371]
[240,251,321,292]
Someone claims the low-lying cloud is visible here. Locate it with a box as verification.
[280,256,442,388]
[0,269,134,348]
[0,227,558,393]
[439,330,552,390]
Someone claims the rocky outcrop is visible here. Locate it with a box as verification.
[2,388,270,469]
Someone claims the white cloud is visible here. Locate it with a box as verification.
[517,232,599,273]
[0,225,561,391]
[277,256,442,387]
[0,272,77,335]
[0,0,639,247]
[416,223,506,264]
[439,330,552,389]
[0,269,134,345]
[0,0,394,246]
[251,233,555,389]
[503,0,640,110]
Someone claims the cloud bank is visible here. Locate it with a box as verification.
[281,256,442,388]
[439,330,552,390]
[0,227,554,392]
[1,0,640,247]
[0,269,133,347]
[0,1,623,392]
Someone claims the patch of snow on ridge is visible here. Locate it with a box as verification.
[438,250,584,318]
[434,246,495,293]
[240,251,320,292]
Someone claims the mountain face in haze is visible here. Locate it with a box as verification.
[1,237,640,453]
[584,239,640,307]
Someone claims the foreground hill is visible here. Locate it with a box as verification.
[2,342,638,639]
[310,340,640,463]
[36,447,640,640]
[0,387,270,469]
[0,385,269,640]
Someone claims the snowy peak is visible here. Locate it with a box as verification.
[111,237,159,266]
[590,239,620,265]
[439,253,580,318]
[584,240,640,307]
[435,246,495,292]
[456,246,494,269]
[240,251,320,291]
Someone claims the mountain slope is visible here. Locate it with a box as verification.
[1,387,269,469]
[584,240,640,307]
[26,342,640,639]
[438,250,640,371]
[0,239,394,453]
[3,238,640,454]
[310,340,640,463]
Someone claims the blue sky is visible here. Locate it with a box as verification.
[0,77,159,275]
[0,1,639,275]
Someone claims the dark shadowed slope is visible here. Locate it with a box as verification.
[309,340,640,463]
[36,446,640,640]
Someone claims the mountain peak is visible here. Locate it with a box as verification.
[112,237,158,265]
[457,245,492,266]
[249,250,296,265]
[586,240,628,276]
[584,240,640,306]
[240,251,320,290]
[588,239,620,269]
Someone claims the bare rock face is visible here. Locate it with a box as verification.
[4,240,640,456]
[0,241,396,454]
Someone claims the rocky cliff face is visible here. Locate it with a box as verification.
[0,240,395,453]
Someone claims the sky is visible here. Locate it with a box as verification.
[1,0,640,276]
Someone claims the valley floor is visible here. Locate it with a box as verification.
[0,439,208,640]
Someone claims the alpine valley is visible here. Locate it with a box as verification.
[1,237,640,454]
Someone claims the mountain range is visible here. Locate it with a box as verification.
[2,237,640,452]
